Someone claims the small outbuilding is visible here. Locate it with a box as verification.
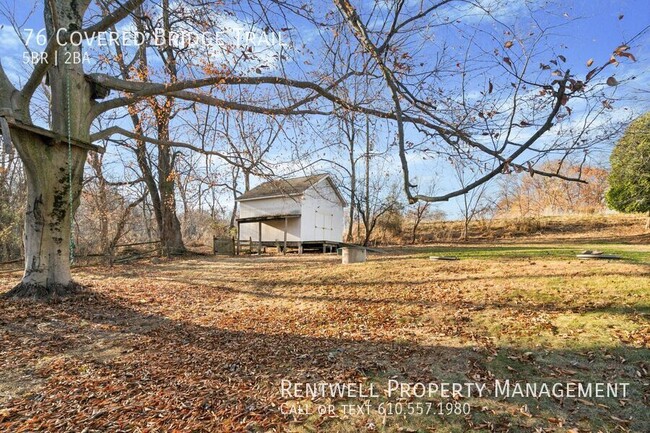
[236,173,346,254]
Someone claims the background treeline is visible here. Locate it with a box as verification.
[1,148,615,263]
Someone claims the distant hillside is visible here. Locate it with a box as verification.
[403,213,649,244]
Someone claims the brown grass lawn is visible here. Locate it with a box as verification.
[1,221,649,432]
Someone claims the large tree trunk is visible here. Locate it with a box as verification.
[131,131,185,257]
[8,131,86,296]
[156,111,185,256]
[4,0,92,298]
[160,195,185,255]
[129,121,185,257]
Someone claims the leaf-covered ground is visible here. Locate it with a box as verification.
[1,240,649,432]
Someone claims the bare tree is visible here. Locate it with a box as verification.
[408,201,432,245]
[0,138,25,261]
[0,0,637,297]
[356,176,402,246]
[211,110,283,227]
[82,151,146,262]
[324,110,369,243]
[340,113,361,242]
[95,1,188,256]
[452,161,494,241]
[495,161,609,217]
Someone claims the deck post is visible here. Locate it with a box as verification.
[283,217,288,255]
[258,222,262,255]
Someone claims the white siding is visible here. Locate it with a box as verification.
[300,179,344,242]
[238,196,302,242]
[238,217,301,242]
[239,196,301,218]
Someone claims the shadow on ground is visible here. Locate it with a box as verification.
[1,282,649,432]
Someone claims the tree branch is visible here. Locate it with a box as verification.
[91,125,238,163]
[82,0,145,36]
[413,72,572,202]
[87,71,361,117]
[0,61,17,109]
[335,0,414,202]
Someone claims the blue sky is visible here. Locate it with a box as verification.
[0,0,648,219]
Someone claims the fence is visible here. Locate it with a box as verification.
[213,237,235,255]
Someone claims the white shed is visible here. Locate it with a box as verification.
[236,174,346,253]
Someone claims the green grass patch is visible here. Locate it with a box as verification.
[416,243,650,263]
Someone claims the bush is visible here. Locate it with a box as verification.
[606,112,650,216]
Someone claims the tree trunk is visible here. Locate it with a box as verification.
[160,199,185,255]
[346,191,355,242]
[88,153,110,262]
[7,131,87,297]
[411,220,419,244]
[243,169,251,192]
[130,125,185,257]
[362,218,373,246]
[229,185,238,229]
[346,165,356,242]
[3,0,92,298]
[157,115,185,256]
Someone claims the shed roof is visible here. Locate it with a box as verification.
[237,173,333,202]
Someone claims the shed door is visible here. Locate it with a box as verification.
[314,209,333,241]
